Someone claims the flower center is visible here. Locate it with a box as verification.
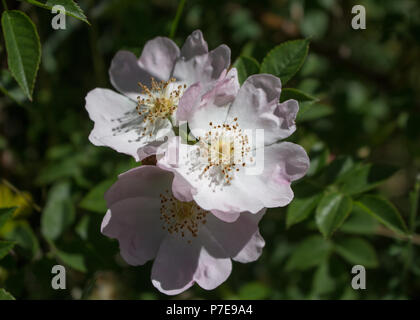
[136,78,186,137]
[159,190,208,243]
[196,118,253,185]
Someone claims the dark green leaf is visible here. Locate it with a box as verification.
[233,56,260,84]
[0,207,16,229]
[334,238,378,268]
[340,205,379,235]
[21,0,89,25]
[0,241,15,260]
[260,39,309,84]
[296,102,333,122]
[356,195,408,235]
[238,282,270,300]
[55,249,87,273]
[286,181,323,228]
[315,192,353,237]
[79,179,114,213]
[1,10,41,100]
[321,156,355,186]
[0,288,15,300]
[41,181,75,241]
[4,221,40,259]
[285,235,332,271]
[337,163,397,195]
[311,260,335,296]
[280,88,318,103]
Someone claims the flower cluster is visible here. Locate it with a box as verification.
[85,30,309,295]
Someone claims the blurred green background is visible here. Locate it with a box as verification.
[1,0,420,299]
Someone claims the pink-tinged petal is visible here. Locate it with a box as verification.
[109,50,153,101]
[173,44,230,87]
[172,174,196,202]
[151,235,199,295]
[176,82,202,121]
[86,88,157,161]
[227,74,297,144]
[178,68,239,137]
[210,210,240,223]
[101,197,165,266]
[157,137,265,216]
[204,209,265,263]
[138,36,180,81]
[275,99,299,131]
[181,30,208,59]
[137,139,171,162]
[193,228,232,290]
[232,141,309,209]
[105,165,173,207]
[233,231,265,263]
[265,141,310,182]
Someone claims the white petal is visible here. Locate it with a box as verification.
[85,88,173,161]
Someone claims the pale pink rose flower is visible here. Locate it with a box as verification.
[85,30,236,161]
[156,74,310,221]
[101,165,265,295]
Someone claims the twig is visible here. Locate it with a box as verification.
[375,225,420,246]
[169,0,186,39]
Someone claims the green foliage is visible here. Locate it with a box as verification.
[0,241,15,260]
[260,39,309,85]
[233,56,260,84]
[21,0,89,24]
[286,181,322,228]
[0,288,15,300]
[334,238,378,268]
[315,192,353,238]
[286,235,332,271]
[41,181,75,241]
[1,10,41,100]
[0,207,16,229]
[356,195,408,235]
[79,179,114,213]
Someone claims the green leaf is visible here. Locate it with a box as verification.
[21,0,89,25]
[315,192,353,237]
[0,288,15,300]
[4,221,40,259]
[285,235,332,271]
[79,179,114,213]
[260,39,309,85]
[0,240,15,260]
[238,282,270,300]
[311,260,335,296]
[334,238,378,268]
[280,88,318,103]
[41,181,75,241]
[355,195,408,235]
[340,205,379,235]
[321,156,355,186]
[337,163,397,195]
[296,102,333,122]
[1,10,41,101]
[232,56,260,84]
[55,249,87,273]
[286,181,323,228]
[0,207,16,229]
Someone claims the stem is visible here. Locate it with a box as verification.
[2,0,8,10]
[169,0,186,39]
[375,225,420,246]
[409,174,420,234]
